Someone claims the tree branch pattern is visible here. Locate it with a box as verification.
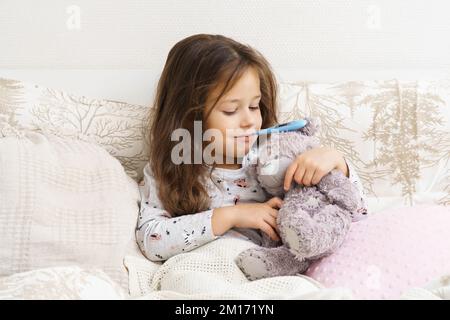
[1,77,448,208]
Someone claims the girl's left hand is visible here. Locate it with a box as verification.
[283,146,347,191]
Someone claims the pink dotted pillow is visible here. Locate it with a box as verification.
[305,205,450,299]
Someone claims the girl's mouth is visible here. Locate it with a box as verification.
[234,136,250,142]
[233,130,256,138]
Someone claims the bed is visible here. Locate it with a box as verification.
[1,74,449,300]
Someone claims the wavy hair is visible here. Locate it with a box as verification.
[148,34,278,216]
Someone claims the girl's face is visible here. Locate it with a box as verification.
[203,66,262,165]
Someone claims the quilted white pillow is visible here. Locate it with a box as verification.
[0,120,141,292]
[0,266,126,300]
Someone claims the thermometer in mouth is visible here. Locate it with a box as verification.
[234,119,308,137]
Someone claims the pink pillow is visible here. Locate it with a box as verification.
[305,205,450,299]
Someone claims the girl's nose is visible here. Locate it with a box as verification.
[240,107,256,128]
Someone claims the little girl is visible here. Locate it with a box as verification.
[136,34,368,262]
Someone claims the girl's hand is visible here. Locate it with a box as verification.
[231,197,283,241]
[283,146,348,191]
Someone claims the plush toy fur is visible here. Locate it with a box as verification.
[235,117,366,280]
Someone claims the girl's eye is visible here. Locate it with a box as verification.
[222,104,259,115]
[223,110,237,115]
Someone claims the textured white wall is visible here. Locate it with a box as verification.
[1,0,449,104]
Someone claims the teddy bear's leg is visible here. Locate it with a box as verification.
[235,246,310,281]
[279,204,352,261]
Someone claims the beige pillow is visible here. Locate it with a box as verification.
[0,120,141,292]
[0,77,151,182]
[277,79,450,213]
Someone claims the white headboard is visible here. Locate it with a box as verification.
[1,0,449,105]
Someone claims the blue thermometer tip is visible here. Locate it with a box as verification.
[235,119,308,137]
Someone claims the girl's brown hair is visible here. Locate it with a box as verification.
[148,34,278,216]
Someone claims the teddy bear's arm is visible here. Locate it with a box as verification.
[317,169,365,214]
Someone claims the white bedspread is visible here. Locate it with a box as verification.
[124,236,448,300]
[1,236,450,300]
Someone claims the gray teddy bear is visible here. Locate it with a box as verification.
[235,117,366,281]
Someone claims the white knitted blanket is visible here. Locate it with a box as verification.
[124,236,450,300]
[124,237,354,300]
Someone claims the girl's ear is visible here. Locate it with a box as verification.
[299,117,321,136]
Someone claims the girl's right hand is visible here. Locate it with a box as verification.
[231,197,283,241]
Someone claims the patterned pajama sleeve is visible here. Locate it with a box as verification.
[135,164,218,262]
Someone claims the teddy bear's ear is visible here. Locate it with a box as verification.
[298,117,321,136]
